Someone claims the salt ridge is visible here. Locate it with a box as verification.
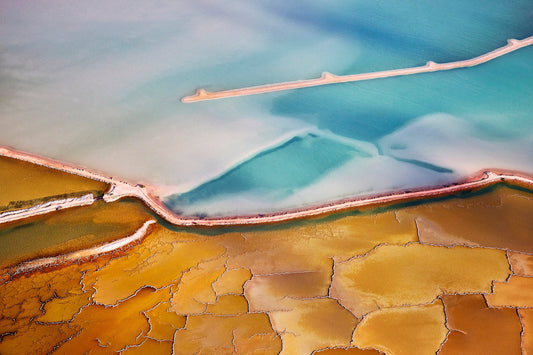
[1,146,532,227]
[182,36,533,102]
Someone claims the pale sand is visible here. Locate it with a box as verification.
[182,36,533,102]
[1,146,533,227]
[0,194,95,224]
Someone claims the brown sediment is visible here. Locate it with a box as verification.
[213,268,252,296]
[0,184,528,353]
[222,211,418,275]
[330,243,510,317]
[439,294,522,354]
[398,185,533,252]
[486,276,533,308]
[509,252,533,276]
[182,36,533,102]
[82,225,227,305]
[2,145,533,228]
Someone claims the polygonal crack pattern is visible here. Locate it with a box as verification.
[1,185,532,354]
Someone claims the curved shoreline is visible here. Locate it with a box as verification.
[1,145,533,227]
[1,220,156,280]
[182,36,533,102]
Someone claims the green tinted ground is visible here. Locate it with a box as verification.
[0,199,154,269]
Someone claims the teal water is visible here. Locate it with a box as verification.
[0,1,532,216]
[166,133,370,215]
[271,46,533,141]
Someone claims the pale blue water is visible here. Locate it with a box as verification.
[1,1,532,216]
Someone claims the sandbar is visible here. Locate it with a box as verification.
[1,145,533,227]
[182,36,533,102]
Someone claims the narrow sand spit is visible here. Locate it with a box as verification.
[1,146,533,227]
[182,36,533,102]
[4,220,156,278]
[0,194,95,224]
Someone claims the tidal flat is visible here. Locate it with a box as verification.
[0,158,532,354]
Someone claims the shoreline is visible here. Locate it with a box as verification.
[1,220,156,281]
[1,145,533,227]
[182,36,533,102]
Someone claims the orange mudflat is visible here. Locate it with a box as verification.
[1,160,533,354]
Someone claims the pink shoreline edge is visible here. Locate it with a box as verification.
[182,36,533,102]
[1,145,533,227]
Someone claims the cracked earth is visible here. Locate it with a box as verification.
[1,157,533,354]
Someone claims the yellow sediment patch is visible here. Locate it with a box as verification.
[173,313,281,354]
[223,210,418,275]
[0,156,108,212]
[314,347,383,355]
[206,295,249,315]
[352,300,447,355]
[84,226,226,305]
[269,298,359,354]
[519,309,533,355]
[331,243,510,317]
[121,339,173,354]
[0,321,78,355]
[0,262,96,354]
[169,257,226,315]
[55,287,170,354]
[213,267,252,296]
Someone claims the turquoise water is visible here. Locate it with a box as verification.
[166,133,369,215]
[1,1,532,215]
[271,46,533,141]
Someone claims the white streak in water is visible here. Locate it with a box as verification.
[0,194,95,224]
[9,220,156,276]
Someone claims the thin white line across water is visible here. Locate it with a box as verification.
[182,36,533,102]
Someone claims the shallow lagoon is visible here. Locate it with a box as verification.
[1,1,532,215]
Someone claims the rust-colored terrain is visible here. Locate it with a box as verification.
[0,157,532,354]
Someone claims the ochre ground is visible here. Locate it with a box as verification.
[0,156,108,213]
[0,159,532,354]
